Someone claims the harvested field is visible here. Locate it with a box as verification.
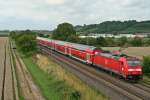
[102,47,150,59]
[0,37,19,100]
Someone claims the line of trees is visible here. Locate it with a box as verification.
[76,37,150,47]
[53,32,150,47]
[10,30,37,56]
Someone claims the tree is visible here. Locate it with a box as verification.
[96,37,107,46]
[105,37,116,46]
[10,31,16,39]
[142,56,150,75]
[77,38,87,44]
[10,30,37,56]
[52,22,76,41]
[86,37,97,45]
[130,37,143,46]
[66,34,79,43]
[145,38,150,46]
[16,34,36,54]
[117,37,128,46]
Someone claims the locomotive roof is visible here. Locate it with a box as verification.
[99,52,121,60]
[99,51,139,60]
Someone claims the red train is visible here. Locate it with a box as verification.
[37,37,143,81]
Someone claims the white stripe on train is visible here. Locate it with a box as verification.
[128,69,142,71]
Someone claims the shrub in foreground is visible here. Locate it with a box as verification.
[142,56,150,76]
[10,30,37,56]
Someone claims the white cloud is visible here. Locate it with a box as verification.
[0,0,150,30]
[45,0,65,4]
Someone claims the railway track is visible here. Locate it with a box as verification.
[39,45,150,100]
[0,37,19,100]
[10,42,44,100]
[11,47,35,100]
[133,84,150,93]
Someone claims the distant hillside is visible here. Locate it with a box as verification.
[75,20,150,33]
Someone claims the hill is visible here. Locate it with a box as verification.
[75,20,150,33]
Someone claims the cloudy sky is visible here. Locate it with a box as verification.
[0,0,149,30]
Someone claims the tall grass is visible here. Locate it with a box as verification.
[36,54,108,100]
[23,57,81,100]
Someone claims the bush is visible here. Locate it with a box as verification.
[16,34,36,55]
[145,38,150,46]
[96,37,107,46]
[10,30,37,56]
[129,37,143,46]
[117,37,128,46]
[142,56,150,75]
[70,91,81,100]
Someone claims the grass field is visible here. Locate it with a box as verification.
[102,47,150,60]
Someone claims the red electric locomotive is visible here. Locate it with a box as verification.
[37,37,143,81]
[93,51,142,80]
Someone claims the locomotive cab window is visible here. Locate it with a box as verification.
[127,60,140,66]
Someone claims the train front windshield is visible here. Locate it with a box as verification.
[127,60,140,66]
